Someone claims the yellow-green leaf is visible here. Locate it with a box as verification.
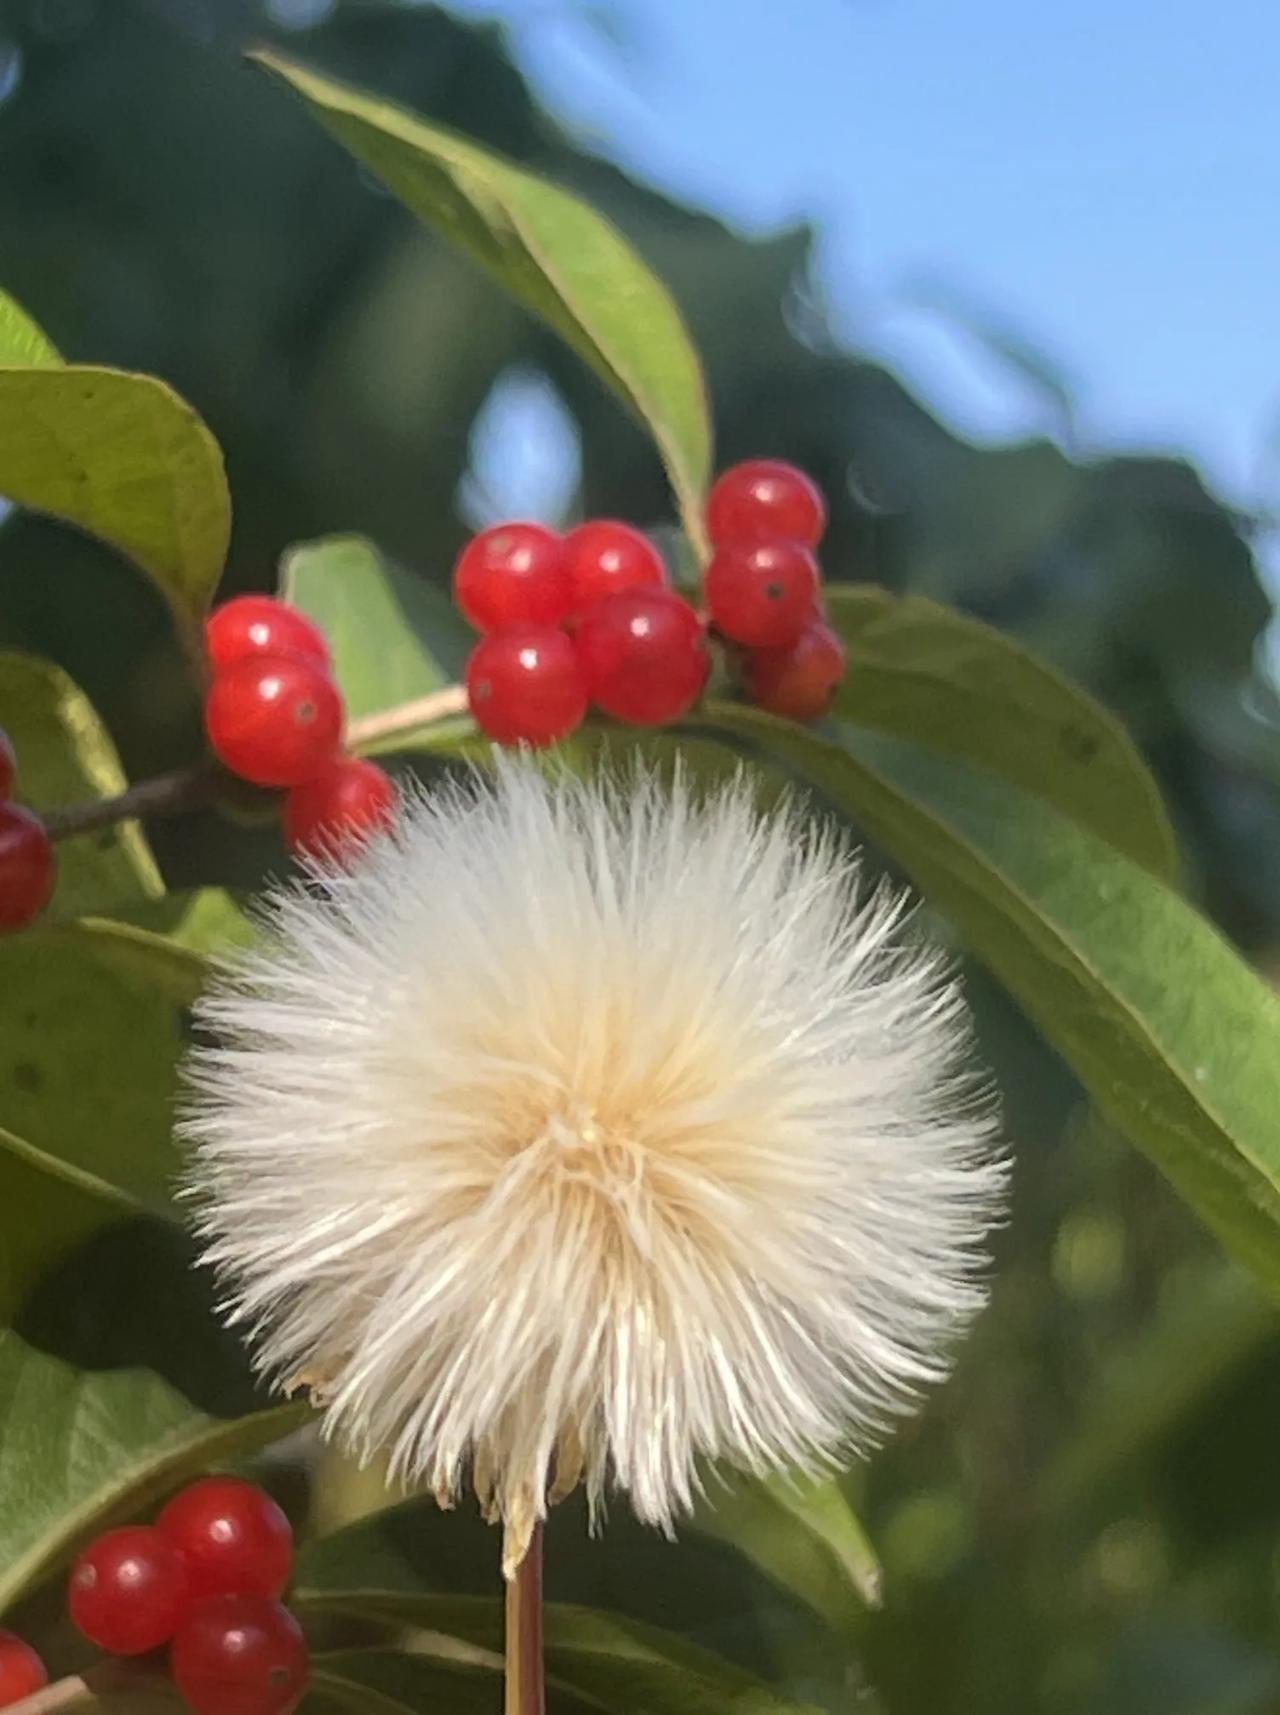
[0,367,230,648]
[828,586,1178,880]
[0,286,61,367]
[0,653,163,917]
[250,50,713,552]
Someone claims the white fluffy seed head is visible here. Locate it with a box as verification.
[182,756,1006,1571]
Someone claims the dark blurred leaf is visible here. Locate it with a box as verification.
[0,921,201,1210]
[0,285,60,367]
[0,1124,143,1322]
[0,1215,302,1613]
[703,704,1280,1293]
[828,585,1178,880]
[249,49,713,551]
[309,1649,518,1715]
[0,367,229,654]
[0,652,163,916]
[281,534,469,733]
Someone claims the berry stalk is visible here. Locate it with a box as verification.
[2,1674,91,1714]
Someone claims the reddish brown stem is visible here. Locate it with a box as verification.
[504,1522,546,1715]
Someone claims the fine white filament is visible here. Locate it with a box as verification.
[183,758,1006,1572]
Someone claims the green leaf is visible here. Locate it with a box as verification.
[281,535,470,737]
[297,1592,821,1715]
[0,287,61,367]
[0,1218,303,1613]
[694,1472,882,1622]
[0,921,203,1211]
[250,50,713,550]
[310,1651,518,1715]
[827,585,1178,881]
[0,652,164,916]
[108,888,258,956]
[295,1492,850,1703]
[0,1126,144,1322]
[702,704,1280,1292]
[0,367,230,649]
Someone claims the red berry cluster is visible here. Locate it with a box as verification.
[452,461,845,747]
[203,596,396,863]
[0,730,56,937]
[455,520,709,745]
[704,460,847,722]
[52,1477,307,1715]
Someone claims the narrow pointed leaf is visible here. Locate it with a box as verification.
[250,50,713,550]
[827,585,1177,880]
[0,287,61,366]
[703,703,1280,1291]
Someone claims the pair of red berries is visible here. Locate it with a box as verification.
[457,518,708,745]
[454,460,847,748]
[0,731,56,935]
[57,1476,307,1715]
[203,596,396,862]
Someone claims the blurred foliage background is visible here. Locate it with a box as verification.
[1,2,1279,1710]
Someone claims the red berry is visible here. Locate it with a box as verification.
[206,597,331,675]
[453,523,571,633]
[562,521,667,613]
[205,654,343,788]
[0,804,55,933]
[283,756,397,864]
[705,540,819,647]
[0,1630,47,1707]
[158,1478,295,1603]
[706,459,827,549]
[466,627,587,748]
[171,1595,309,1715]
[575,589,709,727]
[0,727,15,799]
[68,1526,192,1656]
[747,620,848,722]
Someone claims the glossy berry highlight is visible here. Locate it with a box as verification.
[283,755,397,863]
[746,620,848,722]
[0,1630,47,1708]
[562,520,667,612]
[466,626,588,748]
[575,588,708,726]
[0,804,55,934]
[68,1526,192,1656]
[706,458,827,549]
[0,727,15,800]
[205,654,343,788]
[170,1594,309,1715]
[206,597,332,674]
[453,523,571,633]
[705,539,820,647]
[158,1477,295,1603]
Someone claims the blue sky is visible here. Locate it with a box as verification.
[443,0,1278,519]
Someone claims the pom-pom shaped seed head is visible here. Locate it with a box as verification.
[183,759,1006,1573]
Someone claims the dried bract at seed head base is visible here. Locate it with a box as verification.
[182,757,1007,1575]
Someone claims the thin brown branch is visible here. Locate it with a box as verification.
[3,1675,92,1715]
[504,1522,546,1715]
[42,763,215,842]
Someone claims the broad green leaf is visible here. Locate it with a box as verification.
[295,1492,850,1701]
[0,1126,144,1321]
[0,652,163,916]
[0,921,202,1210]
[251,51,713,550]
[108,887,258,956]
[0,1216,303,1611]
[1038,1263,1280,1519]
[296,1592,821,1715]
[0,366,230,649]
[0,287,61,367]
[311,1651,520,1715]
[281,535,470,736]
[702,704,1280,1292]
[694,1472,882,1622]
[827,585,1178,881]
